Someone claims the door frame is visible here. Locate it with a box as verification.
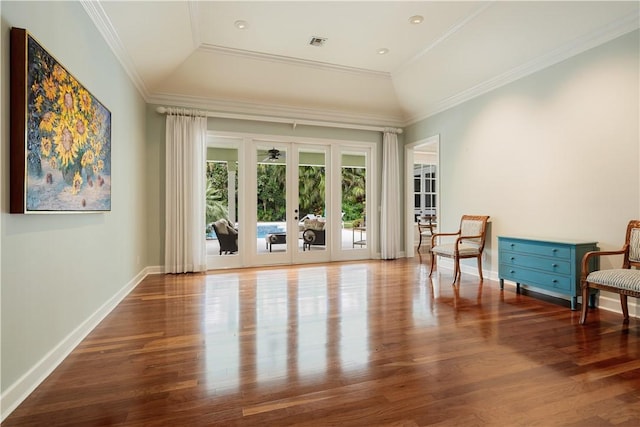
[404,134,440,257]
[206,130,377,269]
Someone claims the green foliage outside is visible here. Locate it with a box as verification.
[298,166,325,218]
[341,167,366,222]
[206,161,366,225]
[256,163,286,221]
[206,162,231,226]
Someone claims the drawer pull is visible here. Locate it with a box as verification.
[510,257,515,260]
[552,279,558,283]
[552,249,558,252]
[552,263,558,267]
[510,270,515,274]
[510,243,515,247]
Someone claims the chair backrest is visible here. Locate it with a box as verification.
[625,220,640,267]
[459,215,490,250]
[213,219,229,235]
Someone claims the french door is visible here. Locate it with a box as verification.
[206,134,374,270]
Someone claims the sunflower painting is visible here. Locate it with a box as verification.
[13,29,111,212]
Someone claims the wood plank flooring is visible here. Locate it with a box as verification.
[4,257,640,426]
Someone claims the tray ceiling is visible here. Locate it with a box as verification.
[84,1,639,127]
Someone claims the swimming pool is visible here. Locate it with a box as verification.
[256,223,286,238]
[207,222,286,240]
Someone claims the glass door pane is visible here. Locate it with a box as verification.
[256,145,288,257]
[341,152,367,251]
[206,142,240,269]
[297,147,327,255]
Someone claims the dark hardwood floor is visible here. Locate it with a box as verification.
[5,256,640,426]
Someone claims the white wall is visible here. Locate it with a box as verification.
[405,30,639,281]
[1,1,148,418]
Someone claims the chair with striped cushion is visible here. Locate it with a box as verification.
[580,220,640,324]
[429,215,490,284]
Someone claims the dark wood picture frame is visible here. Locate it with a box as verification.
[10,28,111,213]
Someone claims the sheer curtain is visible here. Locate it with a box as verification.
[380,129,401,260]
[164,111,207,273]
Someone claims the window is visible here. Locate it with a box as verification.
[413,163,436,222]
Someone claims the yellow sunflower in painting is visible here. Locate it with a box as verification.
[41,137,52,157]
[53,122,78,168]
[73,116,90,147]
[52,64,67,83]
[35,95,44,113]
[39,111,56,132]
[57,83,77,117]
[91,140,102,157]
[81,150,95,168]
[43,76,57,100]
[78,88,92,113]
[71,171,83,195]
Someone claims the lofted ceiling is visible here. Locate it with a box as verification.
[83,1,639,127]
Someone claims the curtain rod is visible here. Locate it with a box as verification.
[155,106,402,134]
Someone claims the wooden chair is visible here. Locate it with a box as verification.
[417,215,437,252]
[580,220,640,324]
[429,215,490,284]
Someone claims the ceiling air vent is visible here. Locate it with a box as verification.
[309,37,327,47]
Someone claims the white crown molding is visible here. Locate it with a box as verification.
[148,92,405,128]
[198,44,392,79]
[80,0,150,101]
[395,1,494,75]
[404,11,640,126]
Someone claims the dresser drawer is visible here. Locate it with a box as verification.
[501,240,570,259]
[498,236,599,310]
[499,251,571,275]
[499,265,571,292]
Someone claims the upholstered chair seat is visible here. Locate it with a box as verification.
[429,215,490,284]
[586,270,640,292]
[580,220,640,324]
[431,243,481,257]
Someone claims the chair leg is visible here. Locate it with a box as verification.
[429,252,436,277]
[477,256,483,281]
[418,234,422,252]
[580,282,589,324]
[620,294,629,321]
[452,258,460,284]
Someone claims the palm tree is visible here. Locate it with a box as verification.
[257,163,286,221]
[298,165,325,216]
[206,178,228,226]
[341,167,366,221]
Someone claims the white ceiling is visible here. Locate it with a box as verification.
[83,1,639,127]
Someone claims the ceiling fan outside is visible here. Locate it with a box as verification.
[262,147,285,162]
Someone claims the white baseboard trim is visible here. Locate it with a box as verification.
[146,265,165,274]
[0,266,154,422]
[487,269,638,319]
[381,258,639,318]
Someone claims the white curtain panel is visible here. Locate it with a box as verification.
[164,112,207,273]
[380,130,401,260]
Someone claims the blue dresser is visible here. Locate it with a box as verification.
[498,236,599,310]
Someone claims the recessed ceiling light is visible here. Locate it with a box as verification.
[409,15,424,24]
[377,48,389,55]
[234,20,248,30]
